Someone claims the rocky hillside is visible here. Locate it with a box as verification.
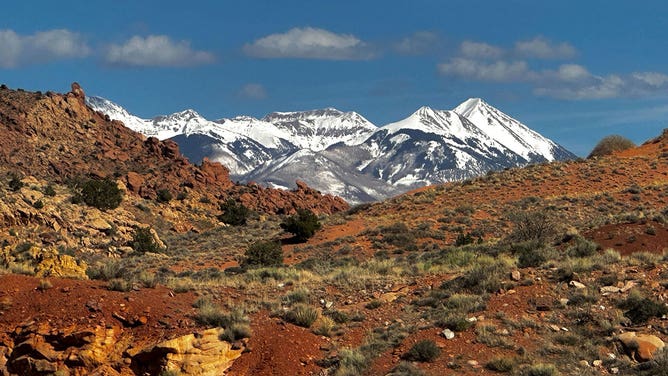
[0,83,347,215]
[1,82,667,376]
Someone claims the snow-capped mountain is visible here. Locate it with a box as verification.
[453,98,573,162]
[87,96,575,203]
[261,108,377,151]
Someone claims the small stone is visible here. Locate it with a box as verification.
[466,360,479,366]
[620,281,637,292]
[611,367,619,374]
[579,360,590,367]
[511,270,521,281]
[569,280,586,289]
[593,360,603,367]
[600,286,621,294]
[441,329,455,340]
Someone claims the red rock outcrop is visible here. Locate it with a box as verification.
[0,84,347,214]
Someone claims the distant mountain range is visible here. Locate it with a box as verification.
[87,96,575,203]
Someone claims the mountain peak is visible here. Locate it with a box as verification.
[453,98,486,118]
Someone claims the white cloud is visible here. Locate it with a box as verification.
[632,72,668,88]
[534,66,668,100]
[515,36,576,59]
[238,83,267,99]
[243,27,373,60]
[460,41,503,59]
[438,58,530,82]
[105,35,215,67]
[0,29,90,68]
[394,31,441,55]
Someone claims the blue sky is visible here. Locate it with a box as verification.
[2,0,668,156]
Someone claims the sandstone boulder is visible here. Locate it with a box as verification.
[617,332,665,361]
[132,328,243,376]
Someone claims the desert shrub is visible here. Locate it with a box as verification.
[218,199,249,226]
[326,309,350,324]
[485,357,515,372]
[242,240,282,268]
[618,290,668,324]
[387,362,426,376]
[131,226,162,254]
[195,300,250,335]
[77,178,123,210]
[280,209,321,242]
[8,173,23,191]
[522,363,558,376]
[445,257,510,294]
[86,259,125,281]
[588,135,635,158]
[283,304,319,328]
[402,340,440,362]
[37,279,53,291]
[507,209,557,244]
[219,322,252,342]
[108,278,133,292]
[512,241,554,268]
[446,294,487,313]
[567,237,599,258]
[156,189,172,203]
[44,185,56,196]
[312,316,336,337]
[283,288,310,305]
[32,200,44,209]
[365,300,383,310]
[434,312,473,332]
[376,222,417,250]
[336,348,367,376]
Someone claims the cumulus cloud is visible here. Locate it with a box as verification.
[105,35,215,67]
[460,41,503,59]
[438,58,530,82]
[515,36,576,59]
[238,83,267,100]
[243,27,373,60]
[394,31,442,55]
[0,29,90,68]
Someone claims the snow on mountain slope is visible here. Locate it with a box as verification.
[86,96,154,135]
[262,108,377,151]
[244,149,400,204]
[86,96,296,175]
[454,98,575,161]
[351,107,524,187]
[87,95,575,203]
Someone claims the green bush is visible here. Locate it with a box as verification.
[32,200,44,209]
[131,226,162,254]
[218,199,250,226]
[284,304,319,328]
[44,185,56,197]
[507,209,556,244]
[588,135,635,158]
[387,362,426,376]
[242,240,283,268]
[280,209,321,242]
[156,189,173,203]
[618,290,668,324]
[8,173,23,192]
[78,178,123,210]
[485,357,515,372]
[402,340,441,362]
